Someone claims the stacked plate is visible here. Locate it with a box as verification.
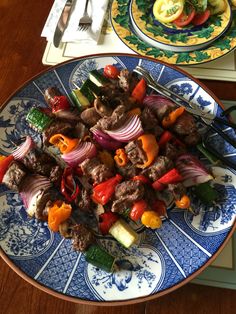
[111,0,236,65]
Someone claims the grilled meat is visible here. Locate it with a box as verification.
[2,161,27,191]
[111,180,144,213]
[171,112,201,146]
[141,107,164,137]
[162,142,186,161]
[80,157,113,184]
[125,140,147,165]
[21,148,63,185]
[118,69,139,93]
[142,156,174,181]
[168,183,186,201]
[72,224,95,252]
[96,105,128,131]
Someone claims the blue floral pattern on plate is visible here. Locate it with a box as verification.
[0,55,236,303]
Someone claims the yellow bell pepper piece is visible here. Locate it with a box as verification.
[141,211,162,229]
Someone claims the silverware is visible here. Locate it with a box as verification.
[133,65,236,170]
[53,0,74,48]
[133,65,236,129]
[78,0,92,31]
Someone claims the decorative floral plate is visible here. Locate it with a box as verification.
[130,0,232,52]
[111,0,236,65]
[0,54,236,305]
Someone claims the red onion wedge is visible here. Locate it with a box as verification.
[62,141,97,167]
[12,136,35,160]
[91,128,122,150]
[105,115,144,143]
[143,95,176,109]
[20,175,52,217]
[176,153,213,187]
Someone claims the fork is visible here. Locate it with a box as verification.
[78,0,92,31]
[133,65,236,129]
[133,65,236,170]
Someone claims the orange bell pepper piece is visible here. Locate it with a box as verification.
[49,133,79,154]
[162,107,185,128]
[48,201,72,232]
[136,134,159,169]
[0,155,14,183]
[114,148,128,167]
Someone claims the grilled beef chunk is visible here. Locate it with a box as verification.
[118,69,139,93]
[80,107,101,127]
[172,112,196,135]
[54,109,81,122]
[125,140,146,165]
[35,188,61,221]
[184,131,201,146]
[99,82,124,107]
[171,112,201,145]
[141,107,164,137]
[152,101,177,121]
[44,87,61,105]
[2,161,26,191]
[43,120,72,145]
[143,186,157,207]
[80,157,113,184]
[142,156,174,181]
[73,122,89,139]
[49,165,63,185]
[111,180,144,213]
[96,105,127,131]
[72,224,95,252]
[168,183,186,201]
[22,148,63,184]
[115,161,139,178]
[94,97,113,117]
[59,219,74,238]
[162,142,186,161]
[77,189,91,212]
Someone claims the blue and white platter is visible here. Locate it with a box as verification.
[0,54,236,305]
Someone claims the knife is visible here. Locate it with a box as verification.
[53,0,74,48]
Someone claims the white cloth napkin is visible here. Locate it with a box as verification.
[41,0,109,44]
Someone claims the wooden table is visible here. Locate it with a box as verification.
[0,1,236,313]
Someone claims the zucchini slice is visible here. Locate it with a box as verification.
[89,70,110,87]
[85,244,115,272]
[71,89,90,110]
[80,79,101,103]
[109,219,139,249]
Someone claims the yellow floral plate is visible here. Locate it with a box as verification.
[111,0,236,65]
[130,0,232,52]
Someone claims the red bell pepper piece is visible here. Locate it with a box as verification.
[50,95,70,113]
[130,199,148,221]
[0,155,14,183]
[99,211,119,235]
[91,174,122,205]
[158,131,173,148]
[131,175,151,185]
[131,78,147,103]
[61,167,80,202]
[152,200,167,217]
[158,130,185,149]
[152,168,183,190]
